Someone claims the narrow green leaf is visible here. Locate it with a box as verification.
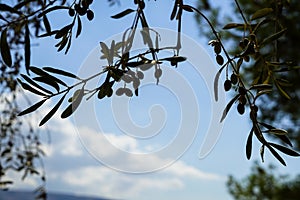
[76,15,82,38]
[21,74,53,94]
[214,64,227,101]
[100,42,109,60]
[275,134,293,147]
[57,37,68,52]
[25,23,30,74]
[33,76,60,92]
[43,67,80,79]
[251,8,273,21]
[246,128,254,160]
[30,66,68,87]
[0,3,22,14]
[39,94,66,126]
[275,80,291,100]
[111,8,135,19]
[220,94,240,122]
[55,24,72,39]
[260,28,287,46]
[223,23,244,30]
[1,29,12,67]
[18,79,47,96]
[61,86,84,118]
[18,99,47,116]
[43,15,51,33]
[170,0,178,20]
[258,122,275,130]
[267,144,286,166]
[269,143,300,157]
[38,6,69,18]
[266,128,288,135]
[181,5,194,12]
[37,30,58,38]
[249,84,272,90]
[65,36,72,54]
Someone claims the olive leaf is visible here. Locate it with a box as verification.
[61,86,84,118]
[39,94,67,126]
[220,94,240,122]
[43,15,51,33]
[268,143,300,157]
[33,76,60,93]
[17,78,48,96]
[18,99,47,116]
[260,28,287,47]
[43,67,80,79]
[246,128,254,160]
[111,8,135,19]
[76,15,82,38]
[266,144,286,166]
[0,29,12,67]
[223,23,244,30]
[21,74,53,95]
[214,64,227,101]
[25,23,31,74]
[251,8,273,21]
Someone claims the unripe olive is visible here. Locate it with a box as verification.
[230,73,238,85]
[155,68,162,78]
[216,55,224,65]
[116,88,125,96]
[238,86,247,95]
[136,71,144,79]
[124,88,133,97]
[68,8,75,17]
[239,95,247,105]
[237,103,245,115]
[87,10,94,21]
[224,79,232,92]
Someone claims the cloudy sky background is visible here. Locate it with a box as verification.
[9,0,300,200]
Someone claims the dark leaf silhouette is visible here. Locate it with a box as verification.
[220,94,240,122]
[61,87,84,118]
[267,144,286,166]
[39,94,66,126]
[25,23,31,74]
[18,99,47,116]
[246,128,254,160]
[268,143,300,157]
[0,29,12,67]
[111,8,135,19]
[21,74,53,95]
[43,67,80,79]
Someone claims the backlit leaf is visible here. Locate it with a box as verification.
[223,23,244,30]
[260,28,287,46]
[76,15,82,38]
[251,8,273,21]
[21,74,53,94]
[33,76,60,92]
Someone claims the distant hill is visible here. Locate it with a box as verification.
[0,190,112,200]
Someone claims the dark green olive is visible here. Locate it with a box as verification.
[224,79,232,91]
[238,86,247,95]
[87,10,94,21]
[216,55,224,65]
[237,103,245,115]
[230,73,238,85]
[68,8,75,17]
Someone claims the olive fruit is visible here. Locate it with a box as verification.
[68,8,75,17]
[224,79,232,92]
[230,73,238,85]
[155,68,162,78]
[87,10,94,21]
[116,88,125,96]
[237,103,245,115]
[136,71,144,79]
[238,86,247,95]
[239,95,247,105]
[216,55,224,65]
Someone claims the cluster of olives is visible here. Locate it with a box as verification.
[116,70,144,97]
[237,86,247,115]
[209,40,224,66]
[69,0,94,21]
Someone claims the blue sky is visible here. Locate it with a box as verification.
[11,0,300,200]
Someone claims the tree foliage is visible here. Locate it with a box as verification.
[0,0,299,198]
[227,161,300,200]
